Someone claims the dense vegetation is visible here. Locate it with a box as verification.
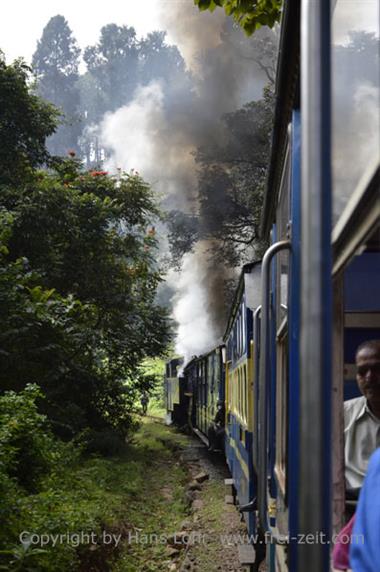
[0,395,188,572]
[0,56,171,570]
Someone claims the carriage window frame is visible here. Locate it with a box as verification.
[242,299,247,355]
[273,142,291,498]
[275,321,289,498]
[332,160,380,276]
[243,364,248,425]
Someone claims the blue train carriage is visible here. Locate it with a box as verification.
[183,346,225,445]
[164,357,185,425]
[224,262,262,537]
[257,0,379,571]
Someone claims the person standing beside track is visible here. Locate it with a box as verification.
[208,400,225,452]
[140,392,149,416]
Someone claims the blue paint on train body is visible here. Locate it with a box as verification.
[225,414,256,533]
[287,110,301,570]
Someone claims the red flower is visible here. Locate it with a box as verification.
[89,170,108,177]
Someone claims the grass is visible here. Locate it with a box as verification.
[146,399,166,419]
[111,420,190,571]
[185,477,247,572]
[2,421,191,572]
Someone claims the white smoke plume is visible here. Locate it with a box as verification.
[173,242,218,364]
[101,82,197,209]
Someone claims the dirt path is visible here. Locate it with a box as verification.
[161,436,248,572]
[108,421,251,572]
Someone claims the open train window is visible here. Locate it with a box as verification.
[243,364,248,425]
[275,326,289,496]
[242,299,247,356]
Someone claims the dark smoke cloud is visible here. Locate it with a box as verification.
[99,4,277,358]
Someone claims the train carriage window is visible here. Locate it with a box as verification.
[242,299,247,356]
[275,328,289,496]
[241,367,244,423]
[276,145,291,329]
[243,365,248,425]
[240,305,244,357]
[331,0,379,223]
[227,359,233,414]
[274,147,291,495]
[232,370,235,415]
[239,367,242,423]
[236,317,240,358]
[205,362,207,407]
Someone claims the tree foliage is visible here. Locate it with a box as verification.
[1,163,170,437]
[83,24,139,113]
[79,26,191,166]
[0,56,58,184]
[0,58,171,441]
[32,15,81,155]
[194,0,282,34]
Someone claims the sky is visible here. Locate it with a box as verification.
[1,0,379,67]
[0,0,181,65]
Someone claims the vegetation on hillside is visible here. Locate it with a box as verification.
[0,397,188,571]
[0,55,172,570]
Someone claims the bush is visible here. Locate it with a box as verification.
[0,384,68,492]
[0,385,81,570]
[78,428,128,457]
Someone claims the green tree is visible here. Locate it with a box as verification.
[0,57,171,440]
[194,0,282,34]
[83,24,139,113]
[139,31,189,88]
[0,55,58,184]
[79,26,194,167]
[0,162,171,437]
[32,15,81,155]
[79,24,140,165]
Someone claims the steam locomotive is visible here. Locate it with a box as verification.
[165,1,380,570]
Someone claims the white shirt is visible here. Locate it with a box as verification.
[344,396,380,489]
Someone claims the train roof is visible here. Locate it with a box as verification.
[165,356,184,367]
[261,0,300,239]
[223,261,262,340]
[182,344,224,373]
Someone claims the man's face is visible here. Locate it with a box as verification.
[356,346,380,406]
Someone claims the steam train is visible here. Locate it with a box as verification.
[165,1,380,571]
